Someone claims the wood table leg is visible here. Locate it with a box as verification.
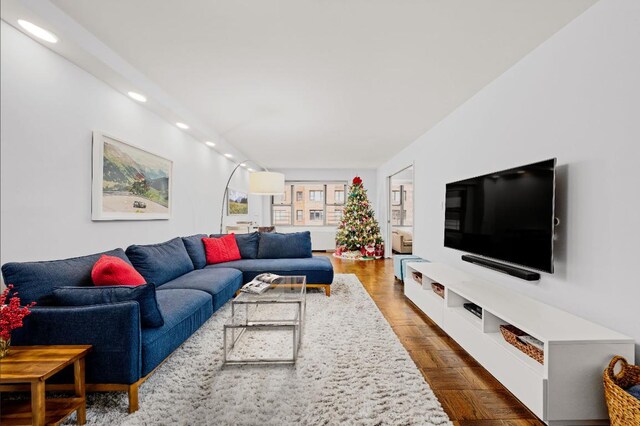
[31,380,45,426]
[74,358,87,424]
[128,382,139,413]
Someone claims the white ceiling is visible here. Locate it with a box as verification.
[28,1,598,168]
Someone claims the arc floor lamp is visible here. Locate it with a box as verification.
[219,162,285,233]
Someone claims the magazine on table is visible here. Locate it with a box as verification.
[240,273,284,294]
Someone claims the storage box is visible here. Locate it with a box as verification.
[393,255,428,280]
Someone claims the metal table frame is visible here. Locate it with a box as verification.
[223,278,306,365]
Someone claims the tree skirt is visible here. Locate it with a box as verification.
[332,251,382,260]
[63,274,451,425]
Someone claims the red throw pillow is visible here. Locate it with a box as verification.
[203,234,242,264]
[92,255,146,286]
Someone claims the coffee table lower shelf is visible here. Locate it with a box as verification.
[224,323,300,365]
[1,397,84,426]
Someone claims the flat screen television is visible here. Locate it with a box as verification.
[444,159,556,273]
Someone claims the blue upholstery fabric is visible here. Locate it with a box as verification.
[1,248,131,305]
[52,284,164,328]
[257,232,312,259]
[210,232,260,259]
[627,384,640,400]
[141,289,212,376]
[11,302,141,384]
[181,234,208,269]
[126,238,194,285]
[160,268,242,312]
[206,256,333,284]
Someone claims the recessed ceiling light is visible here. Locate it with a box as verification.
[205,141,216,147]
[18,20,58,43]
[224,153,233,158]
[240,163,247,167]
[248,168,255,172]
[128,91,147,102]
[176,122,189,129]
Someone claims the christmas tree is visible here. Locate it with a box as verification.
[335,176,384,259]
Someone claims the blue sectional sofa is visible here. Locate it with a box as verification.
[1,231,333,412]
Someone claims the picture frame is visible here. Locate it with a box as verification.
[227,188,249,215]
[92,131,172,220]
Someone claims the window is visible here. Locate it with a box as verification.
[327,206,343,225]
[309,190,324,202]
[390,183,413,226]
[391,190,401,205]
[271,181,347,226]
[309,210,323,221]
[273,208,291,225]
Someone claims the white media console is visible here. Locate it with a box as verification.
[404,262,635,426]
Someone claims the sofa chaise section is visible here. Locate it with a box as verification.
[206,256,334,296]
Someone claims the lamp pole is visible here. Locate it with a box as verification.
[220,160,277,234]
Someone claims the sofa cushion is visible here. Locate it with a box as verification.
[203,235,241,264]
[181,234,208,269]
[159,268,242,312]
[52,283,164,328]
[1,248,131,305]
[257,231,312,259]
[126,238,194,285]
[91,255,147,286]
[210,232,260,259]
[206,256,333,284]
[141,288,212,376]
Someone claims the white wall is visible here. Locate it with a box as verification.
[376,0,640,356]
[0,22,260,267]
[270,168,377,250]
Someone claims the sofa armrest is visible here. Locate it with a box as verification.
[11,302,142,384]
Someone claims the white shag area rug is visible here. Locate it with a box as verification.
[74,274,451,425]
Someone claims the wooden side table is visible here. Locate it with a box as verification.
[0,345,92,426]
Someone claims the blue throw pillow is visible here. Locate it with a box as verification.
[181,234,208,269]
[126,238,194,285]
[210,232,260,259]
[257,231,312,259]
[1,248,131,305]
[52,284,164,328]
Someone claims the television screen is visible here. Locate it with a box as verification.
[444,159,556,273]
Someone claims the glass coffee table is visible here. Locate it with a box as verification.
[223,275,306,365]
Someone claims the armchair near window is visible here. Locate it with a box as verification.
[392,228,413,254]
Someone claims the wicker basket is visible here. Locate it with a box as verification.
[604,356,640,425]
[431,283,445,299]
[411,271,423,284]
[499,324,544,364]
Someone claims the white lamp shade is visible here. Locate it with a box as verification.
[249,172,285,195]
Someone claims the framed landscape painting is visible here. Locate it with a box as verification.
[227,189,249,215]
[92,132,172,220]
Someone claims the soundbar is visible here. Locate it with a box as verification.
[461,254,541,281]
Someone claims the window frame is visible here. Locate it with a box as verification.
[309,190,324,202]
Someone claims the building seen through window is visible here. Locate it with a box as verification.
[272,182,347,226]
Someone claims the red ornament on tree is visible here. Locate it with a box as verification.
[352,176,363,186]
